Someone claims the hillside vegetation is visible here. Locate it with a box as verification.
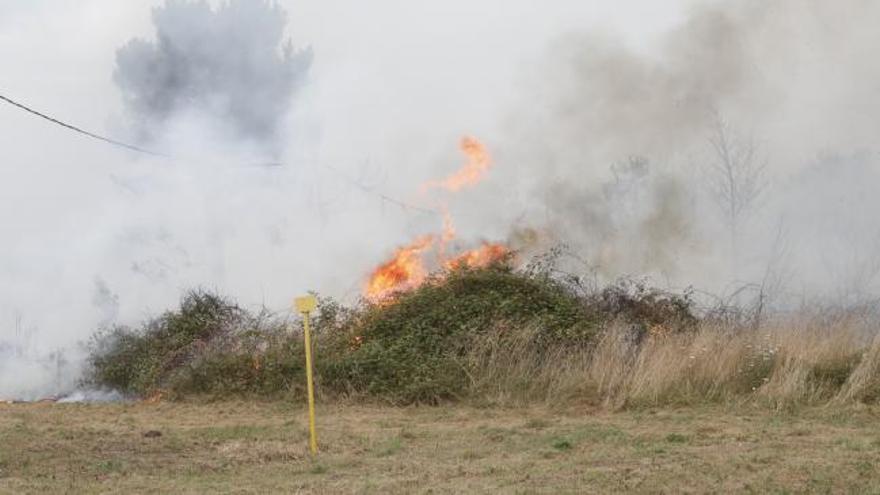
[85,260,880,409]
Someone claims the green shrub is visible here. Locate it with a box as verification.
[167,329,306,398]
[319,264,601,404]
[86,289,259,396]
[85,261,699,404]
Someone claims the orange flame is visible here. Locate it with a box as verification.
[445,242,510,270]
[424,136,492,192]
[365,235,435,302]
[364,136,508,302]
[437,207,456,260]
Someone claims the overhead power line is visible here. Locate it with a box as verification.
[322,163,439,216]
[0,91,438,216]
[0,93,165,156]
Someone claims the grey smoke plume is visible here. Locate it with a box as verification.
[114,0,312,151]
[500,0,880,301]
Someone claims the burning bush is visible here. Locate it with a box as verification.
[85,262,705,404]
[320,262,601,404]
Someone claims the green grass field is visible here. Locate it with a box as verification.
[3,401,880,494]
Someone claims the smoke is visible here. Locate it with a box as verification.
[0,0,322,401]
[498,0,880,300]
[115,0,312,152]
[2,0,880,400]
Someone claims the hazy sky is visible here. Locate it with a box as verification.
[0,1,689,153]
[0,0,691,322]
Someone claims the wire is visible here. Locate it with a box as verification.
[0,91,438,215]
[0,93,166,157]
[322,163,439,216]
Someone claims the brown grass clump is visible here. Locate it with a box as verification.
[462,323,593,406]
[835,332,880,403]
[460,315,879,410]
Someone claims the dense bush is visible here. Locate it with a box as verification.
[319,264,601,403]
[85,290,301,398]
[85,263,700,404]
[589,279,697,335]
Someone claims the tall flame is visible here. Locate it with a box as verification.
[424,136,492,192]
[438,207,456,260]
[364,136,509,303]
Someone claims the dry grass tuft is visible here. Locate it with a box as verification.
[462,316,880,410]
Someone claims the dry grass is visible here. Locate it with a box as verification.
[3,401,880,494]
[461,317,880,410]
[463,324,593,406]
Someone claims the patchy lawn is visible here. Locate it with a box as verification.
[2,401,880,493]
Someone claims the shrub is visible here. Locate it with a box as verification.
[588,279,698,337]
[318,263,601,404]
[86,290,263,397]
[85,262,704,405]
[166,326,306,398]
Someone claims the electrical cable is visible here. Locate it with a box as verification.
[0,91,438,215]
[0,93,166,156]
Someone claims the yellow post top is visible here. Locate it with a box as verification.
[294,294,317,314]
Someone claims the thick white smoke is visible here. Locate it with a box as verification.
[495,0,880,304]
[1,0,879,400]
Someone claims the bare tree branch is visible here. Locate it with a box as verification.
[704,111,768,256]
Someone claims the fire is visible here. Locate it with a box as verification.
[364,136,510,303]
[438,207,456,259]
[365,235,434,302]
[445,242,510,270]
[365,236,510,303]
[424,136,492,192]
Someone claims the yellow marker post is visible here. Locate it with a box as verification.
[294,294,319,455]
